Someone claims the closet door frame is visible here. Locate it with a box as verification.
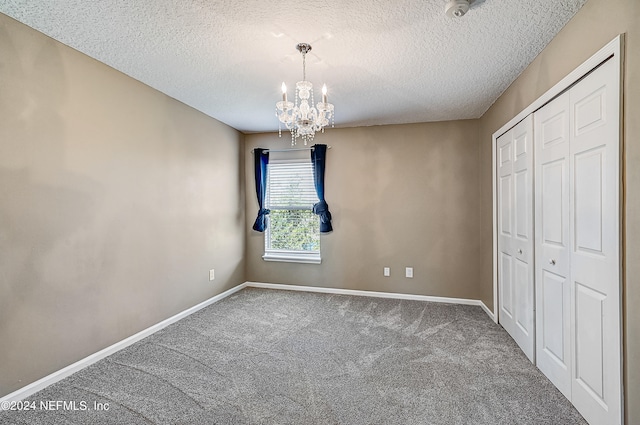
[491,35,624,420]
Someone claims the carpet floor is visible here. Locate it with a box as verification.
[0,287,587,424]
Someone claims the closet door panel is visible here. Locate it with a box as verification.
[497,131,515,336]
[574,283,606,398]
[514,258,532,335]
[534,91,571,398]
[541,270,567,362]
[569,58,621,425]
[498,116,535,363]
[512,117,535,361]
[541,160,565,246]
[499,174,512,240]
[499,252,513,319]
[574,148,605,255]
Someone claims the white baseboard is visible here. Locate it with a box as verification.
[0,282,247,404]
[246,282,494,314]
[480,301,496,322]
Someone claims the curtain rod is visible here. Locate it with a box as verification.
[251,146,332,154]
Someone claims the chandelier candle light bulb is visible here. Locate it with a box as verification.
[275,43,335,146]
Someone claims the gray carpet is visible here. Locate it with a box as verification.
[0,287,587,424]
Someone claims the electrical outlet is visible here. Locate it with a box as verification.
[383,267,390,277]
[405,267,413,278]
[209,269,215,281]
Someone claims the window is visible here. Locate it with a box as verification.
[263,160,321,264]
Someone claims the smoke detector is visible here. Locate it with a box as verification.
[445,0,470,18]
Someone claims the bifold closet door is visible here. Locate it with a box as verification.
[497,115,535,363]
[534,91,571,398]
[569,58,621,425]
[534,57,621,425]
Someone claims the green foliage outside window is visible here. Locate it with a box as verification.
[268,209,320,251]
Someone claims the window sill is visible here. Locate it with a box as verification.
[263,252,321,264]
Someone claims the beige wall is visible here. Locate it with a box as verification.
[478,0,640,422]
[245,121,481,300]
[3,0,638,420]
[0,14,245,397]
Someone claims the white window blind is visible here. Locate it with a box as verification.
[264,160,320,263]
[266,162,317,210]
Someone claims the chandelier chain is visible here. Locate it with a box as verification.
[302,51,306,81]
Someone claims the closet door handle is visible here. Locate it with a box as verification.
[517,249,522,254]
[549,259,556,266]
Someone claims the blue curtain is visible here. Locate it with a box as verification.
[311,144,333,233]
[252,148,270,232]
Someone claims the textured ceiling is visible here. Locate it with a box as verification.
[0,0,587,133]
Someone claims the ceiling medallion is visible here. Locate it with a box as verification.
[275,43,335,146]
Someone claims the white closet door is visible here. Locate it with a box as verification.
[497,130,516,341]
[569,58,621,425]
[498,115,535,362]
[534,91,572,398]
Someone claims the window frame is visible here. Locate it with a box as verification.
[262,159,321,264]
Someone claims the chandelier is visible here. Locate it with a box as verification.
[275,43,335,146]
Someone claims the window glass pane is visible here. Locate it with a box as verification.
[268,210,320,251]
